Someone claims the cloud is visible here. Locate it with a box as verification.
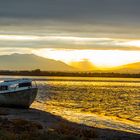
[0,0,140,53]
[0,0,140,22]
[0,34,140,51]
[1,17,140,40]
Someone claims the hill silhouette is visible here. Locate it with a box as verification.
[109,62,140,74]
[0,53,76,71]
[0,53,140,73]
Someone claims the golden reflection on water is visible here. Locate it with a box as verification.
[31,77,140,133]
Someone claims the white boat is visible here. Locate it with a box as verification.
[0,78,38,108]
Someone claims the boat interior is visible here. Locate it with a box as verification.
[0,79,36,93]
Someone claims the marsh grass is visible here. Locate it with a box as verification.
[51,122,96,139]
[0,117,97,140]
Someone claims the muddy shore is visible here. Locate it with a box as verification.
[0,103,140,140]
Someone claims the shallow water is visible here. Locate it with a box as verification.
[36,77,140,121]
[0,76,140,133]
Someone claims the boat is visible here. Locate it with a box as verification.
[0,78,38,108]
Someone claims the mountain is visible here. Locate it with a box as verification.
[112,62,140,73]
[0,53,140,73]
[102,62,140,74]
[0,53,76,71]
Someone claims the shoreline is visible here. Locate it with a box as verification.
[32,102,140,134]
[0,102,139,139]
[0,71,140,78]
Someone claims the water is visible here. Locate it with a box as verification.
[0,76,140,133]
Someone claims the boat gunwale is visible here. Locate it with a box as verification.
[0,87,38,94]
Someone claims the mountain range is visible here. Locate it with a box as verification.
[0,53,140,73]
[0,53,76,71]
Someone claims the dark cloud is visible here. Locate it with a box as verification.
[0,0,140,40]
[0,0,140,26]
[0,37,140,51]
[0,0,140,52]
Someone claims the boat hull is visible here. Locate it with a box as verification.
[0,88,38,108]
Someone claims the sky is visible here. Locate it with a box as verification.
[0,0,140,68]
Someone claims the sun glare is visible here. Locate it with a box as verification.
[33,49,140,69]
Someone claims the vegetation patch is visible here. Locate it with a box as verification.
[0,116,97,140]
